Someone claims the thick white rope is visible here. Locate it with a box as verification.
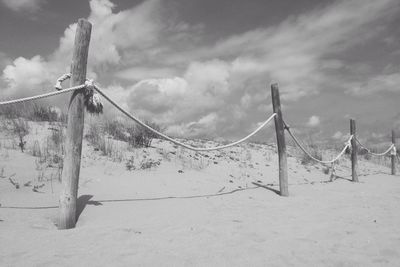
[284,121,353,164]
[0,84,85,106]
[93,84,277,151]
[355,138,395,156]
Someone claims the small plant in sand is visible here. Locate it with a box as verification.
[139,158,161,170]
[125,156,136,171]
[104,119,129,142]
[322,166,330,175]
[358,148,372,160]
[174,148,210,170]
[85,122,125,161]
[127,122,162,148]
[125,154,161,171]
[0,166,5,178]
[11,118,30,152]
[299,142,323,165]
[30,104,60,122]
[102,119,162,149]
[0,104,24,119]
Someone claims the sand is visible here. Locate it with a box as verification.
[1,130,400,266]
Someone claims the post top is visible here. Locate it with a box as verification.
[271,83,279,89]
[77,18,92,27]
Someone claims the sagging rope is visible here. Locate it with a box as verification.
[355,138,396,157]
[283,120,353,165]
[93,84,277,151]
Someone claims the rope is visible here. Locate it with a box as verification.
[55,73,71,91]
[93,84,277,151]
[284,121,353,164]
[56,74,103,114]
[0,84,85,106]
[355,138,395,156]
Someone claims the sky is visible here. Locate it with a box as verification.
[0,0,399,144]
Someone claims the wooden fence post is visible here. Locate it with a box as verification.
[59,19,92,229]
[271,83,288,196]
[392,130,396,175]
[350,119,359,182]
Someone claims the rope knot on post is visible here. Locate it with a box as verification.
[84,80,103,114]
[346,136,353,148]
[283,122,290,130]
[54,73,103,114]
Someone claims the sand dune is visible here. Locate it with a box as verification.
[1,131,399,266]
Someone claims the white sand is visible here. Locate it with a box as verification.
[1,135,400,266]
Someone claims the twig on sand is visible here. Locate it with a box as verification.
[8,174,19,189]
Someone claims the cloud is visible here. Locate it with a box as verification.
[1,0,46,13]
[115,67,176,81]
[0,0,171,96]
[347,71,400,95]
[2,55,51,95]
[332,131,343,140]
[53,0,163,69]
[126,60,230,124]
[1,0,398,139]
[166,113,219,138]
[307,116,320,127]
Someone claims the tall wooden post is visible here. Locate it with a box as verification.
[271,83,288,196]
[392,130,396,175]
[59,19,92,229]
[350,119,359,182]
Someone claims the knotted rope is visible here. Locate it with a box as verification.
[56,74,103,114]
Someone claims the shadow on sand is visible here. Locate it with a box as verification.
[251,182,281,195]
[76,195,103,220]
[88,186,260,205]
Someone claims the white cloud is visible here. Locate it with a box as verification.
[240,94,252,109]
[2,55,50,91]
[1,0,398,139]
[165,112,218,138]
[332,131,343,140]
[126,60,230,123]
[347,72,400,95]
[115,67,176,81]
[0,0,168,94]
[1,0,45,13]
[165,0,397,101]
[307,116,320,127]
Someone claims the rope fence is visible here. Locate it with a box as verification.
[0,75,397,182]
[0,19,397,229]
[0,76,397,174]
